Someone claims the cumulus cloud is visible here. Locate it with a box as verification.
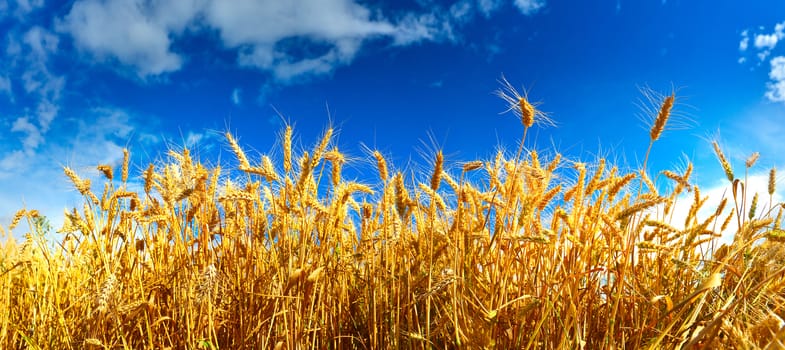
[765,56,785,103]
[739,30,749,51]
[54,0,479,82]
[741,21,785,63]
[205,0,454,81]
[739,21,785,104]
[514,0,546,15]
[58,0,205,77]
[755,33,779,50]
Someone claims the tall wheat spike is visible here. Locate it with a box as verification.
[649,93,674,142]
[713,141,735,182]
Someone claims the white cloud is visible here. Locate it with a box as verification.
[1,26,65,160]
[11,116,43,153]
[12,0,44,17]
[205,1,453,81]
[231,88,241,105]
[390,12,453,45]
[58,0,205,77]
[739,33,749,51]
[0,75,11,97]
[513,0,546,15]
[185,131,205,147]
[739,22,785,102]
[766,79,785,103]
[766,56,785,103]
[20,27,64,133]
[477,0,503,17]
[57,0,457,82]
[206,1,392,46]
[742,21,785,63]
[450,0,473,23]
[769,56,785,81]
[754,33,779,50]
[22,25,58,56]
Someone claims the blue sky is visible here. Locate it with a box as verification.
[1,0,785,237]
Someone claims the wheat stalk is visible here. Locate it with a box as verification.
[96,273,117,313]
[650,93,674,141]
[97,164,113,181]
[712,141,734,182]
[226,132,250,169]
[121,148,130,183]
[283,125,293,173]
[430,151,443,191]
[769,167,777,196]
[373,150,388,182]
[9,209,25,231]
[746,152,760,168]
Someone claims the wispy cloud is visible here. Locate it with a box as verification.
[231,88,241,106]
[1,107,140,237]
[9,0,44,18]
[514,0,546,16]
[185,131,206,148]
[766,56,785,103]
[477,0,504,17]
[0,75,10,98]
[10,117,43,153]
[2,25,65,168]
[19,26,63,129]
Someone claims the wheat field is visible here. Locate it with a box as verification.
[2,82,785,349]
